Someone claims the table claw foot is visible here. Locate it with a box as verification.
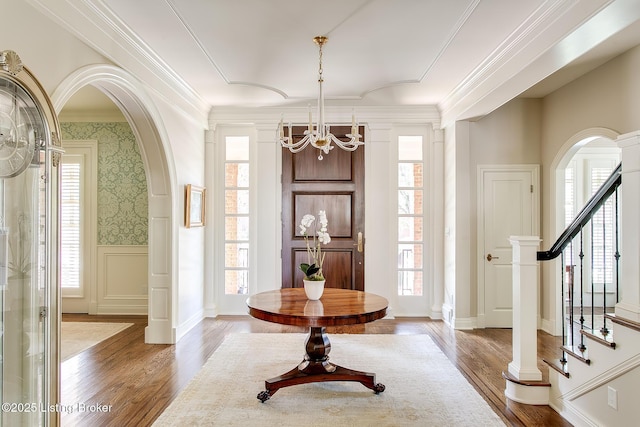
[257,390,271,402]
[373,383,386,394]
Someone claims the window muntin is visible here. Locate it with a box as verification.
[397,136,424,296]
[224,136,250,295]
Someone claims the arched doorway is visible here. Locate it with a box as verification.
[52,65,177,344]
[548,128,620,336]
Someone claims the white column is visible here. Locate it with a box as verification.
[616,131,640,322]
[508,236,542,381]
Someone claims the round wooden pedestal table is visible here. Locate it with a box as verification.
[246,288,388,402]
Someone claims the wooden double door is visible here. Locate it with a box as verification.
[282,126,365,290]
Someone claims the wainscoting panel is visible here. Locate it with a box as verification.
[97,246,148,314]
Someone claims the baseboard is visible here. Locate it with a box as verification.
[540,317,557,336]
[175,309,204,341]
[203,307,218,318]
[96,305,148,315]
[442,303,454,326]
[452,316,477,330]
[145,321,176,344]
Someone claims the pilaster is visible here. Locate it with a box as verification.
[616,131,640,321]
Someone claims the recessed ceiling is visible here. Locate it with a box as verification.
[43,0,640,123]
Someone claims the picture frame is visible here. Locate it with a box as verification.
[185,184,206,228]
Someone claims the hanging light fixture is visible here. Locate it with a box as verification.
[278,36,363,160]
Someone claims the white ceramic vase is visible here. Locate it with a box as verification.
[303,279,325,300]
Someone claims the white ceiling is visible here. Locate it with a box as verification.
[41,0,640,124]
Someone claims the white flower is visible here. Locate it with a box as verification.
[298,210,331,279]
[318,231,331,244]
[299,214,316,235]
[318,210,328,230]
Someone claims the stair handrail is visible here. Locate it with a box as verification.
[537,163,622,261]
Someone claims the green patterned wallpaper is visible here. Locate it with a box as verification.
[61,122,148,245]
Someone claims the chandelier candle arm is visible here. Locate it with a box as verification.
[278,35,364,160]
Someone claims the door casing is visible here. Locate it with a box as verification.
[477,165,540,328]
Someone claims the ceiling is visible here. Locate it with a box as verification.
[41,0,640,125]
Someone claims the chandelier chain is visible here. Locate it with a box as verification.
[318,42,323,82]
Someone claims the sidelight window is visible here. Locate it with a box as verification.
[397,136,424,296]
[224,136,250,295]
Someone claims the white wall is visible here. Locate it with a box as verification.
[208,106,441,317]
[2,0,208,343]
[540,44,640,328]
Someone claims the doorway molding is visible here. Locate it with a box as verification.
[52,64,178,343]
[476,164,540,328]
[545,127,620,336]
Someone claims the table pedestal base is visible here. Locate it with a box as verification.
[257,327,385,402]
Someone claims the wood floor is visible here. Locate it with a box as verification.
[60,314,571,426]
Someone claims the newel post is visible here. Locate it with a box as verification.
[505,236,549,404]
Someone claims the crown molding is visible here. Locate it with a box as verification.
[209,105,441,130]
[439,0,617,126]
[27,0,209,125]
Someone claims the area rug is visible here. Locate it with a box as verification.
[153,333,506,427]
[61,322,133,362]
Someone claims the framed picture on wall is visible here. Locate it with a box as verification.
[185,184,206,228]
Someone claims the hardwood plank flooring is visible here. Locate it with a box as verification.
[60,314,570,426]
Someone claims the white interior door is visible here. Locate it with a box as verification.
[479,166,538,327]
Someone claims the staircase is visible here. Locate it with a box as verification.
[547,314,640,426]
[509,131,640,426]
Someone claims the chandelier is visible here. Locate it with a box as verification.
[278,36,363,160]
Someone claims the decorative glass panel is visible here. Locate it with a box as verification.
[398,136,423,161]
[398,270,423,296]
[398,190,423,214]
[397,244,423,269]
[225,190,249,214]
[225,243,249,268]
[398,163,423,187]
[398,217,423,242]
[226,163,249,187]
[225,137,249,160]
[225,270,249,295]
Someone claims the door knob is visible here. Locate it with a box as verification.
[486,253,499,262]
[353,232,363,253]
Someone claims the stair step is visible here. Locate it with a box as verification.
[562,345,591,365]
[606,313,640,333]
[580,328,616,348]
[543,358,570,378]
[502,371,552,386]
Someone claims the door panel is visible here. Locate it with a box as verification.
[282,126,365,290]
[481,168,536,327]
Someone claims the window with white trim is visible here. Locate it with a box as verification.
[397,136,424,296]
[61,158,82,290]
[224,136,250,295]
[564,149,620,289]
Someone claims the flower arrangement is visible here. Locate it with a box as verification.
[299,210,331,281]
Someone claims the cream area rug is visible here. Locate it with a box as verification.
[61,322,133,362]
[153,333,506,427]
